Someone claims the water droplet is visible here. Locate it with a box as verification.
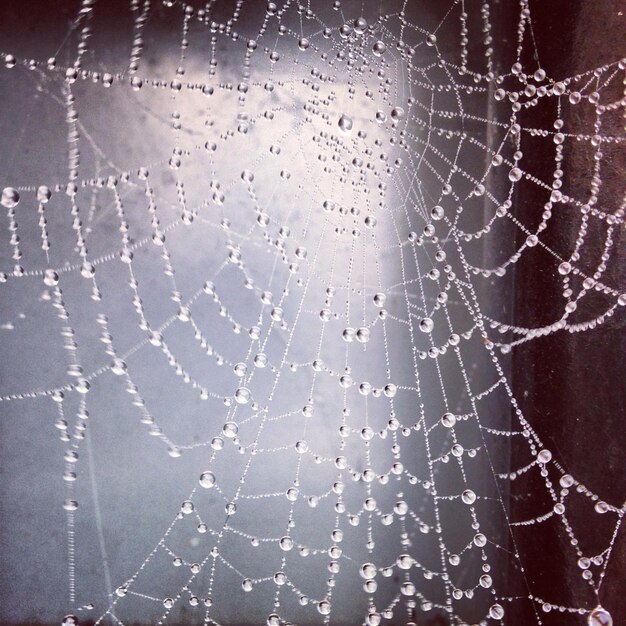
[199,471,216,488]
[595,501,609,514]
[342,327,355,342]
[1,187,20,208]
[588,606,612,626]
[441,412,456,428]
[43,269,59,286]
[111,358,127,376]
[400,581,415,595]
[279,536,294,551]
[37,185,52,203]
[397,554,413,569]
[419,318,434,333]
[373,41,386,57]
[356,327,370,343]
[558,261,572,275]
[253,353,267,368]
[338,114,353,133]
[537,449,552,464]
[223,422,239,438]
[81,262,95,278]
[431,205,444,220]
[353,16,368,33]
[75,379,90,394]
[234,387,251,404]
[390,106,404,121]
[360,563,377,579]
[461,489,476,504]
[383,383,397,398]
[168,446,181,458]
[373,293,386,307]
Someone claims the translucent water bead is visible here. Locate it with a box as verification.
[588,606,612,626]
[1,187,20,208]
[338,114,353,133]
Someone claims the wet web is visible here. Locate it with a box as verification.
[0,1,624,626]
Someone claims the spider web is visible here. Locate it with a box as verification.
[0,1,624,626]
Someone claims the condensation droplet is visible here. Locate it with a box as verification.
[37,185,52,203]
[461,489,476,504]
[1,187,20,208]
[588,606,613,626]
[234,387,251,404]
[199,471,216,488]
[373,41,386,57]
[360,562,377,579]
[338,114,353,133]
[279,535,294,551]
[43,269,59,286]
[419,318,434,333]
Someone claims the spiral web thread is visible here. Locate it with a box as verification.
[0,1,624,626]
